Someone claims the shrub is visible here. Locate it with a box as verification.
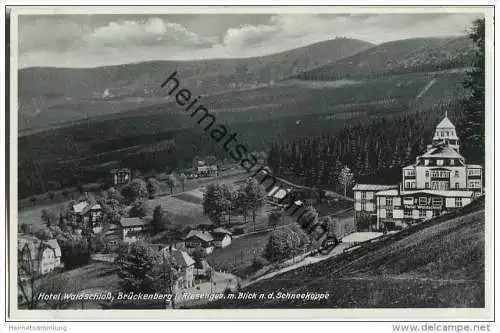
[251,257,268,271]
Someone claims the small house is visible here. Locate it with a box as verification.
[69,201,102,227]
[162,247,195,289]
[18,236,62,279]
[196,161,218,177]
[119,217,152,243]
[211,227,233,248]
[110,168,132,186]
[184,230,215,255]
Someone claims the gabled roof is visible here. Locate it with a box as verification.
[91,204,101,210]
[436,116,455,129]
[170,249,195,268]
[185,230,214,242]
[212,227,232,236]
[352,184,398,191]
[119,217,151,228]
[18,237,61,259]
[45,239,62,257]
[274,189,290,200]
[421,146,463,159]
[376,189,400,196]
[73,201,89,214]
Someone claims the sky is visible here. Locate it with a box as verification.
[17,13,483,68]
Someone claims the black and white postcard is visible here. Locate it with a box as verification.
[5,5,495,323]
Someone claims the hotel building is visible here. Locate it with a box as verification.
[353,114,483,231]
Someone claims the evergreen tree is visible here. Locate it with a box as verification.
[462,18,485,164]
[117,242,165,294]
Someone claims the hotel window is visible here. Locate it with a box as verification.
[468,169,481,176]
[425,182,430,189]
[455,171,459,177]
[455,198,463,207]
[425,171,430,177]
[419,210,426,218]
[437,160,444,166]
[386,197,393,206]
[432,197,443,207]
[361,202,366,211]
[450,159,455,166]
[405,169,415,177]
[418,197,427,206]
[455,182,459,189]
[386,208,393,218]
[424,159,429,166]
[404,208,412,217]
[361,192,366,199]
[469,180,481,188]
[403,197,414,205]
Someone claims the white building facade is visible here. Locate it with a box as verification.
[353,115,483,231]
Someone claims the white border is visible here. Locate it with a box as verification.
[4,3,496,323]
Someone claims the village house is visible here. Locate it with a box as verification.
[353,114,483,231]
[110,168,132,186]
[69,201,102,227]
[211,227,233,248]
[18,236,62,279]
[352,184,399,229]
[196,161,218,178]
[162,247,195,289]
[184,230,215,255]
[267,186,291,204]
[119,217,152,243]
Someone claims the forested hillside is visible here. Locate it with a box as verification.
[267,100,473,193]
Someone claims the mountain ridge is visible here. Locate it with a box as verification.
[289,36,474,81]
[19,38,374,131]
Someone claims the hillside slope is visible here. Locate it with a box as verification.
[203,197,485,308]
[291,36,474,81]
[19,38,373,131]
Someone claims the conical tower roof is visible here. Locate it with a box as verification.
[436,116,455,129]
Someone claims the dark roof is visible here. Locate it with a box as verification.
[185,230,214,242]
[170,249,195,267]
[421,146,463,159]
